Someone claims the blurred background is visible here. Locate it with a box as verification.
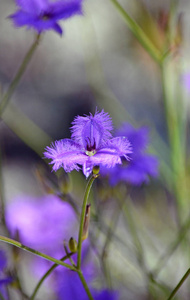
[0,0,190,299]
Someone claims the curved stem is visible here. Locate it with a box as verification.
[30,253,74,300]
[109,0,162,63]
[77,174,98,269]
[0,34,41,116]
[166,268,190,300]
[0,235,75,271]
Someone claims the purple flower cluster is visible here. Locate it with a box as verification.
[9,0,84,35]
[44,110,132,178]
[101,123,159,186]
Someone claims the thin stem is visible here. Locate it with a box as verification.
[101,204,121,288]
[161,60,187,223]
[0,34,41,116]
[109,0,162,63]
[77,270,95,300]
[0,235,75,271]
[152,213,190,277]
[166,268,190,300]
[77,174,98,269]
[30,253,74,300]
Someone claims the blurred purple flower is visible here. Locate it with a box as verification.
[182,73,190,91]
[0,250,13,297]
[101,123,159,186]
[56,267,119,300]
[5,194,77,258]
[9,0,83,35]
[44,110,132,178]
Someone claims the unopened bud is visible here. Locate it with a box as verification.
[82,204,91,241]
[68,237,78,253]
[92,165,100,175]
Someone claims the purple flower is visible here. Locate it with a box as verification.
[9,0,83,35]
[44,110,132,178]
[0,250,13,297]
[5,194,77,258]
[101,123,159,186]
[56,267,119,300]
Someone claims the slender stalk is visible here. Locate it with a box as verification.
[0,235,75,271]
[0,34,41,116]
[77,270,95,300]
[109,0,162,63]
[77,174,98,269]
[161,59,187,223]
[152,213,190,277]
[101,204,121,288]
[166,268,190,300]
[30,253,74,300]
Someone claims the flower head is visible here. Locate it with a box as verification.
[9,0,83,35]
[101,123,159,186]
[44,110,132,177]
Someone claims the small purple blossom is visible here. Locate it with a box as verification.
[44,110,132,178]
[101,123,159,186]
[9,0,83,35]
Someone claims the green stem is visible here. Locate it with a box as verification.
[166,268,190,300]
[1,103,51,157]
[77,174,98,269]
[109,0,162,63]
[152,213,190,277]
[0,235,75,271]
[30,253,74,300]
[0,34,41,116]
[77,270,95,300]
[161,60,187,223]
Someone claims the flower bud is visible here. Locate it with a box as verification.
[92,165,100,175]
[68,237,78,253]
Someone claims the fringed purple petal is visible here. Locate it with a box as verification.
[88,136,132,169]
[71,110,113,149]
[15,0,48,14]
[44,139,87,172]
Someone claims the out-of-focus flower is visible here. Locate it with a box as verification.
[56,266,119,300]
[182,73,190,91]
[5,194,77,258]
[44,110,132,178]
[0,250,13,297]
[101,123,159,186]
[9,0,83,35]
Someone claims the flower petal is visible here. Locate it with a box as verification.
[15,0,48,14]
[49,0,83,21]
[44,139,87,172]
[71,109,113,149]
[88,136,132,169]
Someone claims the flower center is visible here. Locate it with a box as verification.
[85,149,97,156]
[85,137,97,156]
[40,11,53,21]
